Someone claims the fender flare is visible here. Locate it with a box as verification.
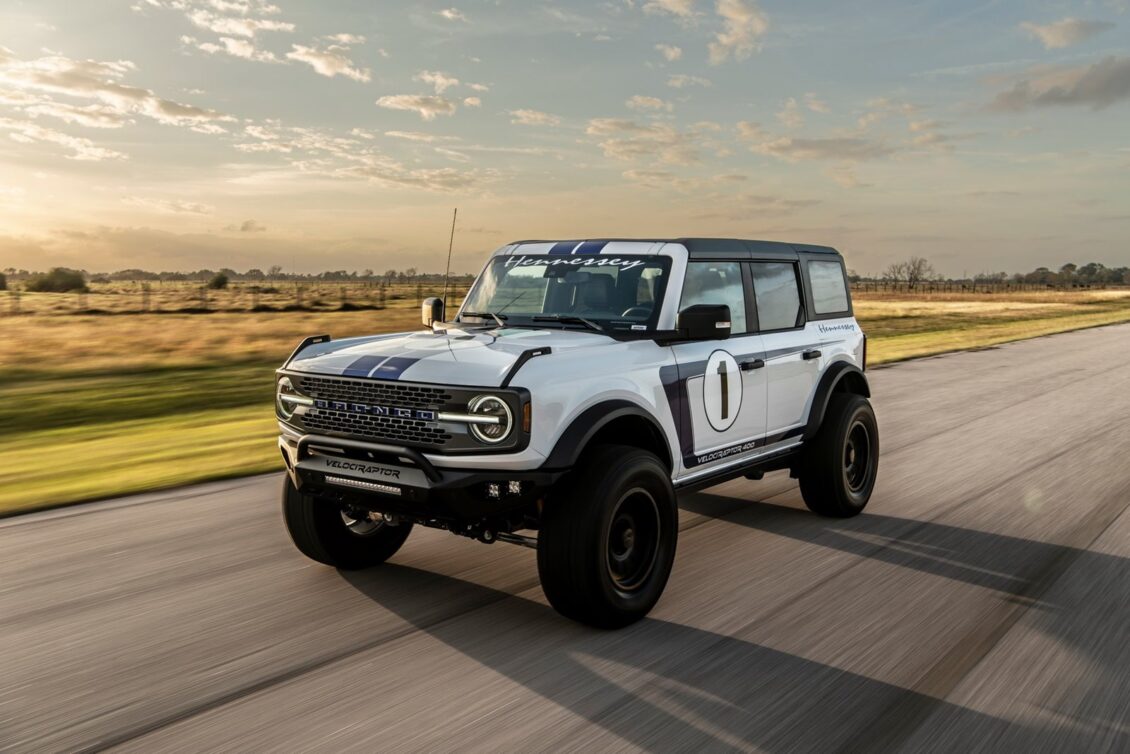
[544,399,673,470]
[803,361,871,441]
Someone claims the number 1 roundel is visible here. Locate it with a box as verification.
[704,350,742,432]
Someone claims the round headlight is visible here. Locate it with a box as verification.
[277,376,302,420]
[467,395,513,444]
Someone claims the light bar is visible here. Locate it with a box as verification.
[324,475,402,496]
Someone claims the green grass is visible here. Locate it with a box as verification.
[0,406,280,514]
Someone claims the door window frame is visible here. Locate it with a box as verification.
[680,259,757,337]
[745,260,808,334]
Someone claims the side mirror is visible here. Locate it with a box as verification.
[677,304,731,340]
[422,297,444,328]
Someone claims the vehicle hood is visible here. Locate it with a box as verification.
[286,327,611,387]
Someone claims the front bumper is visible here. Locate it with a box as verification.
[280,433,565,525]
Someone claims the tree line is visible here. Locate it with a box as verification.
[854,258,1130,287]
[0,266,477,293]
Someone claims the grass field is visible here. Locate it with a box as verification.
[3,287,1130,515]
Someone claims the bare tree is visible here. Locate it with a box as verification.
[882,256,936,287]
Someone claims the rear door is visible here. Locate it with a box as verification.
[749,261,823,443]
[670,260,767,473]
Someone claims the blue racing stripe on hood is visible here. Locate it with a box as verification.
[369,356,420,380]
[343,355,387,377]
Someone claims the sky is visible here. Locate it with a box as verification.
[0,0,1127,277]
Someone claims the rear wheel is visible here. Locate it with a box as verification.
[281,475,413,569]
[537,445,678,629]
[798,393,879,518]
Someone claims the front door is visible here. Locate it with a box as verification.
[670,261,768,474]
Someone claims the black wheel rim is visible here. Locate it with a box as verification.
[605,488,661,593]
[340,508,384,536]
[844,421,872,494]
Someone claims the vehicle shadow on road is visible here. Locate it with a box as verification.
[341,560,1078,751]
[678,491,1130,748]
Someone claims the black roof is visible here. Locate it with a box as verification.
[509,237,841,260]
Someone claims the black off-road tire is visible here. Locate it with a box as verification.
[798,393,879,518]
[537,445,678,629]
[281,475,413,569]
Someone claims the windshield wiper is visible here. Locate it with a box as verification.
[532,314,605,333]
[460,311,507,328]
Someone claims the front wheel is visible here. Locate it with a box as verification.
[797,393,879,517]
[281,475,413,569]
[537,445,678,629]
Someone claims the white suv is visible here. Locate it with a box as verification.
[277,238,877,628]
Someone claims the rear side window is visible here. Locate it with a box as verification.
[750,262,803,331]
[808,260,850,315]
[681,261,748,334]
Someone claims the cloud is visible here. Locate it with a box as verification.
[643,0,696,18]
[0,116,127,160]
[987,56,1130,111]
[384,130,460,142]
[804,93,829,113]
[436,8,468,22]
[753,136,893,161]
[415,70,459,93]
[462,96,481,107]
[827,165,868,189]
[24,101,129,128]
[776,97,803,128]
[186,35,280,63]
[225,219,266,232]
[1020,18,1115,49]
[737,121,892,161]
[467,82,489,92]
[327,33,365,45]
[124,196,214,214]
[186,9,294,37]
[655,44,683,61]
[286,43,370,82]
[856,97,918,129]
[0,48,234,137]
[626,95,673,111]
[585,118,708,164]
[509,109,561,126]
[376,95,458,120]
[667,74,712,88]
[709,0,768,65]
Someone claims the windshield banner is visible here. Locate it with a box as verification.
[503,254,647,272]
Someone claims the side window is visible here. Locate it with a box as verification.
[750,262,803,331]
[681,262,748,334]
[808,260,850,315]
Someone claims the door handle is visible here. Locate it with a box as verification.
[740,359,765,371]
[802,349,822,360]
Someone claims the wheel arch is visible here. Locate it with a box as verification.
[545,400,673,471]
[803,360,871,441]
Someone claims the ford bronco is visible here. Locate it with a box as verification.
[277,238,877,628]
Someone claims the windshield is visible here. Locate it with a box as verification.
[459,254,670,332]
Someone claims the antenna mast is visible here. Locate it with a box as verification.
[442,207,457,309]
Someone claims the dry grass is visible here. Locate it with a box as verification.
[0,310,424,376]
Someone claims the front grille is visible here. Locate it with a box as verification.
[295,375,453,447]
[296,376,451,408]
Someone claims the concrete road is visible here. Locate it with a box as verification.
[3,324,1130,753]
